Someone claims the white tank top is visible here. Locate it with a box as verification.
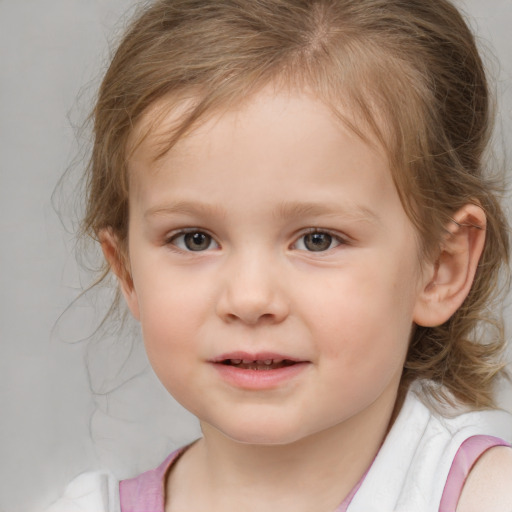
[347,389,512,511]
[45,387,512,512]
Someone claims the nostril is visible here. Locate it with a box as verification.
[215,282,290,325]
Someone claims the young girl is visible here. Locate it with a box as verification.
[47,0,512,510]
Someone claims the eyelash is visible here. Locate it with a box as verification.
[165,228,348,253]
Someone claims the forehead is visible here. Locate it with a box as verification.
[126,88,403,226]
[127,85,387,171]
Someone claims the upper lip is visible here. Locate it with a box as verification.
[210,351,305,363]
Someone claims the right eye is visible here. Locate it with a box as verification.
[292,230,345,252]
[168,231,219,252]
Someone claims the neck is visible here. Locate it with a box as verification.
[166,386,399,512]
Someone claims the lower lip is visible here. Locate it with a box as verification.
[211,362,310,390]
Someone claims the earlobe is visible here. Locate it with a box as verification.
[99,228,140,320]
[413,204,486,327]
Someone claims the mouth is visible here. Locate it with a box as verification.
[219,358,298,371]
[210,352,309,389]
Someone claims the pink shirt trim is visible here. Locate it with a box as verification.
[119,448,185,512]
[119,436,510,511]
[334,467,369,512]
[438,435,510,512]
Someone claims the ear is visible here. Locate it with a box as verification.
[413,203,486,327]
[99,228,140,320]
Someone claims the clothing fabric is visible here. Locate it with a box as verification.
[45,389,512,512]
[44,470,120,512]
[345,391,512,511]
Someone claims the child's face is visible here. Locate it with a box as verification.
[121,88,430,445]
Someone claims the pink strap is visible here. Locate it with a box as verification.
[438,435,510,512]
[119,448,184,512]
[334,467,370,512]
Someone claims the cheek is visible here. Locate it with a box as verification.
[139,290,199,355]
[140,303,200,407]
[133,265,215,376]
[132,288,178,358]
[134,257,212,328]
[297,256,418,362]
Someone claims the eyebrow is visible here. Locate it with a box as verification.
[144,201,227,219]
[144,200,379,224]
[274,201,380,224]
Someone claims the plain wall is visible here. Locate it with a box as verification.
[0,1,511,511]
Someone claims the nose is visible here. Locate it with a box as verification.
[215,250,290,325]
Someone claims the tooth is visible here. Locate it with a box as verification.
[273,359,283,364]
[256,360,265,365]
[264,359,272,365]
[242,359,253,364]
[231,359,242,365]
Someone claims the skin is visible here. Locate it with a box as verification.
[456,447,512,512]
[102,87,510,511]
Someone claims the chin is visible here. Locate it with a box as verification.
[207,417,314,446]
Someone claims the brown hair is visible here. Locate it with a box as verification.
[82,0,509,408]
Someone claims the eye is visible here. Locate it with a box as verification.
[168,230,218,252]
[294,231,343,252]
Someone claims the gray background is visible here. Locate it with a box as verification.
[0,1,511,511]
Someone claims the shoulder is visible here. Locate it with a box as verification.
[44,471,120,512]
[456,446,512,512]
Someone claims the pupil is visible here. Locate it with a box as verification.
[304,233,331,251]
[184,232,210,251]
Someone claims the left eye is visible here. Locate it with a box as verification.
[168,231,218,252]
[294,232,342,252]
